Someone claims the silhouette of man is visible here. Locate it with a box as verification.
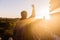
[14,5,35,40]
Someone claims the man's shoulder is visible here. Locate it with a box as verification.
[16,19,27,23]
[16,19,21,23]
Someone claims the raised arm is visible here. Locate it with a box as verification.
[29,4,35,18]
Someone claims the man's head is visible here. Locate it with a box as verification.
[21,10,27,19]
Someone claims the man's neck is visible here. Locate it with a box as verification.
[20,17,26,20]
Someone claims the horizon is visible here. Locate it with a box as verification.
[0,0,50,19]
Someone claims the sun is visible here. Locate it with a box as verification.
[35,8,50,20]
[35,2,50,20]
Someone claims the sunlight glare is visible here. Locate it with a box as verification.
[35,0,50,20]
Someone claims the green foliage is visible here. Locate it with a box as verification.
[0,18,18,36]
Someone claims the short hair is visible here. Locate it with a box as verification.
[21,10,27,14]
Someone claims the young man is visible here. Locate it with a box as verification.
[14,5,35,40]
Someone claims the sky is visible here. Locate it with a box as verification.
[0,0,50,18]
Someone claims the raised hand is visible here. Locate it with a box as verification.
[32,4,34,9]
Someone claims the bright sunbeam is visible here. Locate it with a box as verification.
[40,7,50,20]
[35,0,50,20]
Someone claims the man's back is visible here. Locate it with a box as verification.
[14,18,36,40]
